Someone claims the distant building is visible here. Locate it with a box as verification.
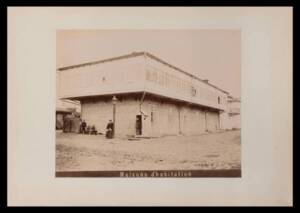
[227,96,241,129]
[56,98,81,130]
[56,107,72,130]
[57,52,239,137]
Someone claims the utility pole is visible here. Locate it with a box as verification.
[112,96,118,138]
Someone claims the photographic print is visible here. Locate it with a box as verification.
[55,29,241,178]
[8,5,293,206]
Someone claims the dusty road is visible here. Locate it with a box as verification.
[56,130,241,171]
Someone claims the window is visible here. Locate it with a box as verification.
[218,96,221,104]
[191,86,197,97]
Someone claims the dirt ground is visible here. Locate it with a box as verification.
[56,130,241,171]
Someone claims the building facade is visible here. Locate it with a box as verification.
[227,97,241,129]
[58,52,236,137]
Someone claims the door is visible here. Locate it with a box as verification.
[136,115,142,135]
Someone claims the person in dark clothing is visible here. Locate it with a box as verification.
[69,119,72,132]
[86,125,91,134]
[63,115,70,133]
[62,116,67,133]
[81,120,87,134]
[78,118,82,134]
[91,125,97,135]
[106,120,114,139]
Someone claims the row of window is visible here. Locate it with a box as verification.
[146,66,224,105]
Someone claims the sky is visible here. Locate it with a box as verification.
[57,30,241,97]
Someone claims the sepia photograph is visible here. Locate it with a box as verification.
[55,30,241,177]
[7,5,293,206]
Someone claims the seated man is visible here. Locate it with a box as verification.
[91,125,97,135]
[86,125,91,135]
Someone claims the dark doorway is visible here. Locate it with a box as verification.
[136,115,142,135]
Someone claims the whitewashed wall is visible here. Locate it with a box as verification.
[144,56,228,111]
[59,54,228,112]
[58,55,146,99]
[81,97,140,136]
[141,97,220,137]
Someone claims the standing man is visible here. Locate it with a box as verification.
[106,120,114,139]
[81,120,87,134]
[78,117,82,133]
[62,115,67,133]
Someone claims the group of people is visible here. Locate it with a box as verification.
[62,113,76,133]
[79,120,98,135]
[62,116,114,139]
[78,119,114,139]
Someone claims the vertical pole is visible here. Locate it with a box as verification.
[218,111,221,130]
[205,111,208,132]
[113,103,116,138]
[178,106,181,134]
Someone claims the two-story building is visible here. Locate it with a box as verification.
[58,52,233,137]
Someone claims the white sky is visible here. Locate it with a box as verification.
[57,30,241,97]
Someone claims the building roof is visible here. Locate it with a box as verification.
[57,51,229,95]
[56,107,73,113]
